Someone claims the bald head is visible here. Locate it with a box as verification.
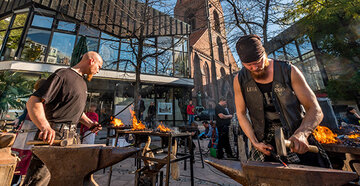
[81,51,103,65]
[74,51,103,81]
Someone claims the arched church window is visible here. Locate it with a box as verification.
[217,37,224,63]
[213,11,220,33]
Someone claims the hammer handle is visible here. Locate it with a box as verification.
[26,140,62,146]
[285,140,319,153]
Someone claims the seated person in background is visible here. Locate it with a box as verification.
[346,107,360,125]
[206,121,219,149]
[199,121,210,140]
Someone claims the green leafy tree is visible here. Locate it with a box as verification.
[283,0,360,64]
[326,71,360,107]
[283,0,360,107]
[0,72,34,119]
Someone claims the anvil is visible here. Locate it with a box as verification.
[32,144,140,186]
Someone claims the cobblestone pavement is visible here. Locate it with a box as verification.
[93,134,241,186]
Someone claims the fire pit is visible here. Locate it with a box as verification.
[313,125,360,174]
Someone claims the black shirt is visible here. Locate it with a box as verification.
[33,68,87,124]
[215,104,231,128]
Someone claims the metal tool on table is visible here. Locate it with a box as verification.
[275,127,319,156]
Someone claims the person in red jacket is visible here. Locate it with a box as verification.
[186,100,195,125]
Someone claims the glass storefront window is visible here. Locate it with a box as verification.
[21,28,51,62]
[297,35,313,55]
[101,32,118,40]
[99,39,119,70]
[31,15,53,29]
[158,49,173,76]
[0,16,11,30]
[142,46,156,74]
[275,47,286,60]
[268,53,275,59]
[145,38,156,47]
[158,37,172,49]
[47,32,76,64]
[174,51,186,77]
[174,37,184,51]
[2,28,23,60]
[57,21,76,32]
[285,41,301,63]
[119,41,136,72]
[79,24,100,37]
[83,37,99,52]
[12,13,28,28]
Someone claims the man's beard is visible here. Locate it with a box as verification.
[250,60,270,79]
[87,74,93,82]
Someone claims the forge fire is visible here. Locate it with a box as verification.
[313,125,360,147]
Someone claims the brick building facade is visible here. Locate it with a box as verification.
[174,0,239,112]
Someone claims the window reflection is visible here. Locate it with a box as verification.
[12,13,28,28]
[119,41,136,72]
[21,28,51,62]
[47,32,76,64]
[158,37,172,49]
[297,35,313,55]
[57,21,76,32]
[174,51,186,77]
[2,28,23,60]
[0,17,11,30]
[79,25,100,37]
[142,46,156,74]
[285,41,300,63]
[268,53,275,59]
[31,15,53,29]
[99,39,119,70]
[158,49,173,76]
[101,32,118,40]
[83,37,99,52]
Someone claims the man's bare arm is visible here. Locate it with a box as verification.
[290,65,324,154]
[233,74,273,155]
[26,96,55,144]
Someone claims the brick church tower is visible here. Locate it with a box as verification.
[174,0,239,112]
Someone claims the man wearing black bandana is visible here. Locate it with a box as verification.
[233,35,331,167]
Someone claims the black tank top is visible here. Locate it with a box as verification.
[255,82,281,138]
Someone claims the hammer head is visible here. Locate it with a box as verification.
[275,127,287,156]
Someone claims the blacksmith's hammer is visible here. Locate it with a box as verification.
[274,127,319,156]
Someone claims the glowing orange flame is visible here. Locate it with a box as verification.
[157,123,171,132]
[347,133,360,139]
[110,116,124,127]
[130,109,146,130]
[313,126,338,144]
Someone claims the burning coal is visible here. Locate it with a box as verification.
[110,116,124,127]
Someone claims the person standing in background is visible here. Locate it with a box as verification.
[81,104,99,144]
[187,100,195,126]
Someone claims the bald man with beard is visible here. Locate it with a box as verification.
[24,51,103,185]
